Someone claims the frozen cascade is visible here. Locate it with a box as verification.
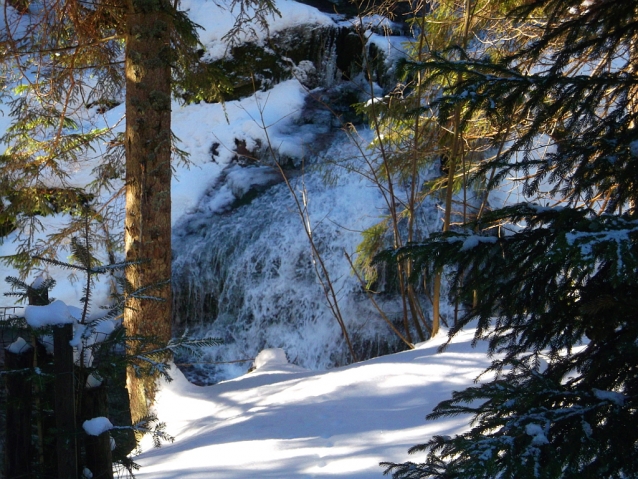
[171,132,420,384]
[169,19,433,385]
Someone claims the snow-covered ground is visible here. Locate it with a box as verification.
[134,328,489,478]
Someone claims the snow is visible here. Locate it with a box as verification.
[6,336,31,354]
[525,423,549,446]
[593,388,625,406]
[565,225,638,261]
[0,1,326,305]
[21,295,118,366]
[253,347,290,369]
[0,0,445,381]
[71,318,120,367]
[460,235,497,251]
[1,3,501,476]
[180,0,334,62]
[85,373,103,389]
[83,417,114,436]
[133,329,491,478]
[24,300,74,328]
[93,319,117,336]
[171,79,309,219]
[30,273,48,290]
[70,324,87,348]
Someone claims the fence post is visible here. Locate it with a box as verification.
[54,323,78,479]
[4,340,32,478]
[33,340,58,477]
[28,283,59,476]
[83,383,114,479]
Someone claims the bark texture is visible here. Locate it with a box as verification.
[124,1,172,422]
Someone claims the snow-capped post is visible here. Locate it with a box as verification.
[4,337,33,478]
[82,383,113,478]
[25,296,79,477]
[53,322,78,478]
[26,279,58,476]
[27,277,50,307]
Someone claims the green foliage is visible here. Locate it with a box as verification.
[383,369,638,478]
[348,0,520,340]
[169,8,234,104]
[419,1,638,208]
[1,187,94,224]
[174,60,234,104]
[355,220,390,288]
[0,0,234,275]
[222,0,281,46]
[380,0,638,477]
[0,0,128,275]
[382,210,638,478]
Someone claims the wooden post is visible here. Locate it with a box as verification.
[35,340,58,477]
[83,384,114,479]
[27,286,50,308]
[29,283,59,476]
[4,341,32,478]
[54,323,78,479]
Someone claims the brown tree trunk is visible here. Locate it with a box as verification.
[124,1,173,423]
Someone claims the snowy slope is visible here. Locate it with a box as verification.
[135,328,490,478]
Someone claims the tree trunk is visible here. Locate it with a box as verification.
[124,1,173,422]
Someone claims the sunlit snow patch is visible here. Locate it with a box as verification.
[83,417,113,436]
[25,300,74,328]
[251,348,309,375]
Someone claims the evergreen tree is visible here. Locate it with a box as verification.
[353,0,531,338]
[121,0,280,421]
[382,0,638,477]
[0,0,127,264]
[0,0,229,420]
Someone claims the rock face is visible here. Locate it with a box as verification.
[208,22,401,101]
